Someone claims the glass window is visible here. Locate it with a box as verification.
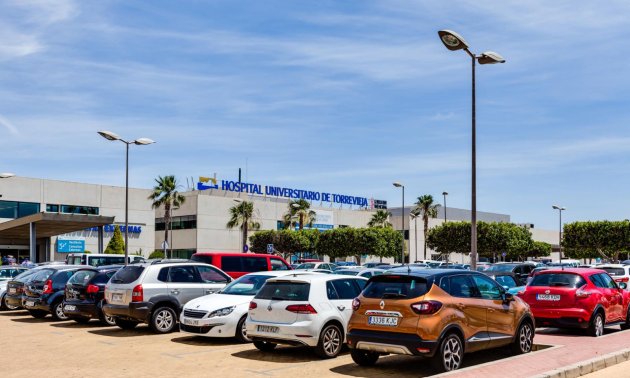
[243,257,269,272]
[326,281,339,300]
[168,265,199,283]
[68,270,97,286]
[30,269,55,282]
[255,282,310,301]
[270,258,289,271]
[599,273,617,289]
[494,275,518,288]
[354,278,367,290]
[110,266,144,284]
[158,267,169,282]
[221,275,273,296]
[590,274,606,288]
[87,256,126,267]
[530,273,586,288]
[46,204,59,212]
[0,200,40,218]
[600,267,625,277]
[221,256,242,272]
[296,263,316,270]
[54,270,78,284]
[471,275,503,300]
[155,215,196,231]
[60,205,99,215]
[330,279,360,299]
[447,275,476,298]
[92,271,116,285]
[196,265,229,283]
[363,275,429,299]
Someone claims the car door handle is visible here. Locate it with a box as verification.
[170,290,180,295]
[337,305,345,311]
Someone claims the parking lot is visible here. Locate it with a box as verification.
[2,309,553,378]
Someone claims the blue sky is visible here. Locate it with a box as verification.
[1,1,630,230]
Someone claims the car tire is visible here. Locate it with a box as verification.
[115,318,139,330]
[235,316,251,343]
[432,333,464,372]
[350,349,379,366]
[28,309,48,319]
[315,323,343,359]
[72,316,91,324]
[51,300,69,321]
[0,294,8,311]
[99,312,117,326]
[150,306,177,334]
[511,321,534,354]
[620,307,630,330]
[587,312,605,337]
[253,340,277,352]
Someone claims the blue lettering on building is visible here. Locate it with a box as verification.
[85,225,142,233]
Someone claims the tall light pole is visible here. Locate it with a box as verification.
[98,131,155,265]
[552,205,566,266]
[393,182,405,264]
[438,30,505,271]
[442,191,448,223]
[410,209,420,263]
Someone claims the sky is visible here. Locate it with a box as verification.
[1,0,630,230]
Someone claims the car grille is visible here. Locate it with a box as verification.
[183,309,207,319]
[180,324,213,334]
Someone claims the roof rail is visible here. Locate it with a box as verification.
[149,259,191,265]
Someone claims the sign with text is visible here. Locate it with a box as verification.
[57,239,85,253]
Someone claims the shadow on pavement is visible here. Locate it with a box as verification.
[11,317,51,323]
[50,321,109,329]
[89,326,155,338]
[171,335,243,347]
[232,346,349,363]
[536,327,620,337]
[0,310,30,316]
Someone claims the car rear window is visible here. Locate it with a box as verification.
[110,266,144,284]
[255,281,310,301]
[486,265,516,272]
[363,275,429,299]
[87,256,126,267]
[29,269,55,282]
[600,267,626,277]
[190,254,213,265]
[221,256,268,272]
[68,270,97,286]
[530,273,586,288]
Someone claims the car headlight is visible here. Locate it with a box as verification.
[208,306,235,318]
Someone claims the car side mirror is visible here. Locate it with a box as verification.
[503,292,514,303]
[619,282,627,290]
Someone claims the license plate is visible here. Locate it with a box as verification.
[64,305,76,311]
[536,294,561,301]
[257,325,279,333]
[25,301,35,307]
[112,293,123,302]
[368,316,399,326]
[9,288,16,294]
[183,318,199,326]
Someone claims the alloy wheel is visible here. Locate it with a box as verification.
[322,326,341,356]
[595,315,604,337]
[519,324,533,352]
[443,336,462,371]
[104,314,116,326]
[5,296,18,310]
[155,309,174,331]
[241,320,251,341]
[55,303,68,320]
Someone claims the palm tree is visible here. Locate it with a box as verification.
[283,199,316,230]
[226,200,261,252]
[367,210,392,228]
[415,194,439,260]
[149,175,186,258]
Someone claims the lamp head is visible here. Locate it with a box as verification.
[438,30,469,51]
[442,191,448,196]
[392,182,403,188]
[552,205,566,211]
[133,138,155,145]
[477,51,505,64]
[0,173,15,179]
[97,130,121,141]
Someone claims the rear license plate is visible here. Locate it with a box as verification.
[9,288,16,294]
[64,305,76,312]
[183,318,199,326]
[368,316,399,326]
[25,301,35,307]
[257,325,279,333]
[536,294,560,301]
[112,293,123,302]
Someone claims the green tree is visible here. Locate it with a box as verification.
[415,195,440,260]
[527,241,552,258]
[104,225,125,254]
[226,200,261,252]
[283,199,316,230]
[149,175,185,256]
[148,250,165,259]
[367,210,392,228]
[250,230,276,253]
[563,220,630,261]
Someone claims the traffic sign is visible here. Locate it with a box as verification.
[161,240,169,250]
[243,244,249,252]
[267,244,274,254]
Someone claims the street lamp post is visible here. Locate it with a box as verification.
[552,205,566,266]
[393,182,405,264]
[410,210,420,263]
[438,30,505,271]
[98,131,155,265]
[442,191,448,223]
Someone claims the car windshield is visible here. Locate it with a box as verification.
[333,270,359,276]
[494,275,518,288]
[530,273,586,288]
[363,275,429,299]
[486,265,517,272]
[296,263,316,270]
[220,275,274,296]
[0,268,23,279]
[110,266,144,284]
[255,281,310,301]
[600,267,626,276]
[68,270,97,286]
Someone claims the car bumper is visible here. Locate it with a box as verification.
[531,307,592,328]
[63,301,100,319]
[5,294,24,308]
[102,302,151,323]
[23,297,50,312]
[179,314,239,338]
[246,320,319,347]
[347,329,438,357]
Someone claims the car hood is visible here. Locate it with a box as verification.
[184,293,253,312]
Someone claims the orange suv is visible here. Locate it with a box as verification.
[347,268,535,372]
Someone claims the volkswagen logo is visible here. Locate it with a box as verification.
[379,300,385,310]
[545,290,550,294]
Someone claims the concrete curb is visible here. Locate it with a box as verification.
[530,348,630,378]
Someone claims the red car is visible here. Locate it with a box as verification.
[190,252,292,279]
[520,268,630,337]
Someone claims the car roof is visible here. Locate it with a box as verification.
[239,271,302,278]
[538,268,602,275]
[266,273,368,283]
[193,252,274,258]
[597,264,626,268]
[384,267,485,280]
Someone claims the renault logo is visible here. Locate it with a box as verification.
[379,300,385,310]
[545,290,550,294]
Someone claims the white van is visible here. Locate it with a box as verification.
[64,253,145,267]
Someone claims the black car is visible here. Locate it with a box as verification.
[63,265,122,325]
[23,266,88,320]
[484,263,534,285]
[4,267,48,310]
[482,272,523,291]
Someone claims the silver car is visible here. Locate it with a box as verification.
[103,260,232,333]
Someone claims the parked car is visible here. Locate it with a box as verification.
[485,263,534,284]
[4,267,48,310]
[180,271,315,341]
[191,252,291,279]
[294,262,337,272]
[103,260,232,333]
[63,265,122,325]
[332,268,386,279]
[247,274,368,358]
[595,265,630,290]
[346,268,535,372]
[65,253,144,266]
[519,268,630,336]
[23,266,88,320]
[364,262,390,269]
[483,272,525,295]
[0,267,30,310]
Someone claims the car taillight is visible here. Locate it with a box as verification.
[285,304,318,314]
[249,301,257,310]
[86,284,99,294]
[616,277,629,283]
[43,279,53,294]
[410,300,442,315]
[352,297,361,311]
[131,284,143,302]
[576,285,591,298]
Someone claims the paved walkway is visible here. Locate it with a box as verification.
[439,327,630,377]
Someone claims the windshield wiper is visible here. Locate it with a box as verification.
[271,296,286,301]
[382,293,407,299]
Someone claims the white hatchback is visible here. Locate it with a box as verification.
[246,274,368,358]
[597,265,630,290]
[179,271,315,342]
